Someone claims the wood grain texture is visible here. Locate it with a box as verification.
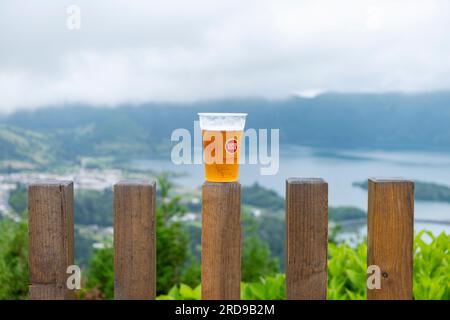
[114,180,156,300]
[202,182,241,300]
[28,181,74,300]
[286,178,328,300]
[367,178,414,300]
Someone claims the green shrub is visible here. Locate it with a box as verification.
[157,284,202,300]
[241,274,285,300]
[157,274,285,300]
[413,231,449,300]
[157,231,450,300]
[327,231,450,300]
[328,241,367,300]
[0,219,28,300]
[85,247,114,299]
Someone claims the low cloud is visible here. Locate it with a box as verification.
[0,0,449,112]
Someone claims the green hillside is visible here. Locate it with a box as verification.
[354,180,450,203]
[3,92,450,171]
[0,125,57,171]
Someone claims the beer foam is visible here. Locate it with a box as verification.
[198,113,247,131]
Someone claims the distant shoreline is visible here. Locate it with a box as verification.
[353,180,450,204]
[338,218,450,226]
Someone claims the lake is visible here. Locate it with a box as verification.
[133,146,450,236]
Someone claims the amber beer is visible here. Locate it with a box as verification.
[199,113,247,182]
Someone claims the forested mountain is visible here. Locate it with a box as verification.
[2,92,450,170]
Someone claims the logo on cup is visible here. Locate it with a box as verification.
[226,138,238,154]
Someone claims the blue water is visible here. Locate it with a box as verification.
[133,146,450,235]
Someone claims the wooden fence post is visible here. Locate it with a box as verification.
[202,182,241,300]
[114,180,156,300]
[367,178,414,300]
[28,181,74,300]
[286,178,328,300]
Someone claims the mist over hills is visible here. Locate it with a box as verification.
[1,92,450,170]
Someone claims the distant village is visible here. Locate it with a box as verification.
[0,167,125,220]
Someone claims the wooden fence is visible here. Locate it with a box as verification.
[27,177,414,300]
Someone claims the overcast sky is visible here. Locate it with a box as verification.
[1,0,449,112]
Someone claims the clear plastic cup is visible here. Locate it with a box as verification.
[198,113,247,182]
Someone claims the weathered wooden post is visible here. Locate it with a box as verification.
[367,178,414,300]
[28,181,75,300]
[285,178,328,300]
[202,182,241,300]
[114,180,156,300]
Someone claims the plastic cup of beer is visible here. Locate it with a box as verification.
[198,113,247,182]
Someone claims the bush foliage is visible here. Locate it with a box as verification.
[0,219,28,300]
[158,231,450,300]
